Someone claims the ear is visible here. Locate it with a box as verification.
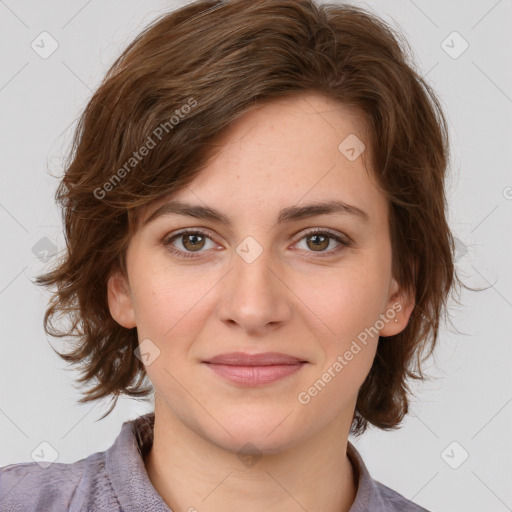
[107,268,137,329]
[378,276,415,338]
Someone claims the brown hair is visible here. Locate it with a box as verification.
[35,0,472,435]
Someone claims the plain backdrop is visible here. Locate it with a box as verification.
[1,1,511,511]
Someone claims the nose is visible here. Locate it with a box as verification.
[217,246,292,335]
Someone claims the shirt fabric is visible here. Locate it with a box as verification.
[0,412,430,511]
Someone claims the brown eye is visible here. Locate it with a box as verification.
[305,233,330,251]
[293,229,351,258]
[163,229,218,259]
[181,233,206,252]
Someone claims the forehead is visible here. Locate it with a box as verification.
[139,92,385,228]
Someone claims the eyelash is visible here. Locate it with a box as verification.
[162,227,352,260]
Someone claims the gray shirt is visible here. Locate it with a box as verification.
[0,412,430,511]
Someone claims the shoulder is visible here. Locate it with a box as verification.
[0,451,119,512]
[346,440,432,512]
[374,480,432,511]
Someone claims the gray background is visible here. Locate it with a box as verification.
[1,1,511,511]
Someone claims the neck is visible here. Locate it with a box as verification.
[144,403,358,512]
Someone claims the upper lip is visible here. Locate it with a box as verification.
[203,352,306,366]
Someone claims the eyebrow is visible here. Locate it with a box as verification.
[143,199,370,228]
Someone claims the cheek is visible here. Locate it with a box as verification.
[297,262,388,334]
[296,279,381,415]
[130,266,214,344]
[130,270,213,400]
[293,259,389,383]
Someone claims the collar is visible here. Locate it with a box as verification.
[105,412,383,512]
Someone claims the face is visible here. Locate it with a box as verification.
[108,92,413,454]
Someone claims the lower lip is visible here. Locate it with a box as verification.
[204,363,306,386]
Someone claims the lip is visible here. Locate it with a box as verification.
[202,352,308,386]
[204,352,306,365]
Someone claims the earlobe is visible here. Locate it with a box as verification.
[379,281,415,338]
[107,270,137,329]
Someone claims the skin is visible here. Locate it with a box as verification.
[107,92,414,512]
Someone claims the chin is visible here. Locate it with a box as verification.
[201,415,304,456]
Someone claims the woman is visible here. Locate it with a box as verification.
[0,1,465,510]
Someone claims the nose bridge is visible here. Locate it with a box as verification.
[217,240,290,331]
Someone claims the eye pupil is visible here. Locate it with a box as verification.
[307,234,329,251]
[183,233,205,251]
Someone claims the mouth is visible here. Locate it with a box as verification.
[202,352,308,386]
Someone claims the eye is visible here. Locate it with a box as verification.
[163,227,352,260]
[292,228,352,258]
[163,228,219,259]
